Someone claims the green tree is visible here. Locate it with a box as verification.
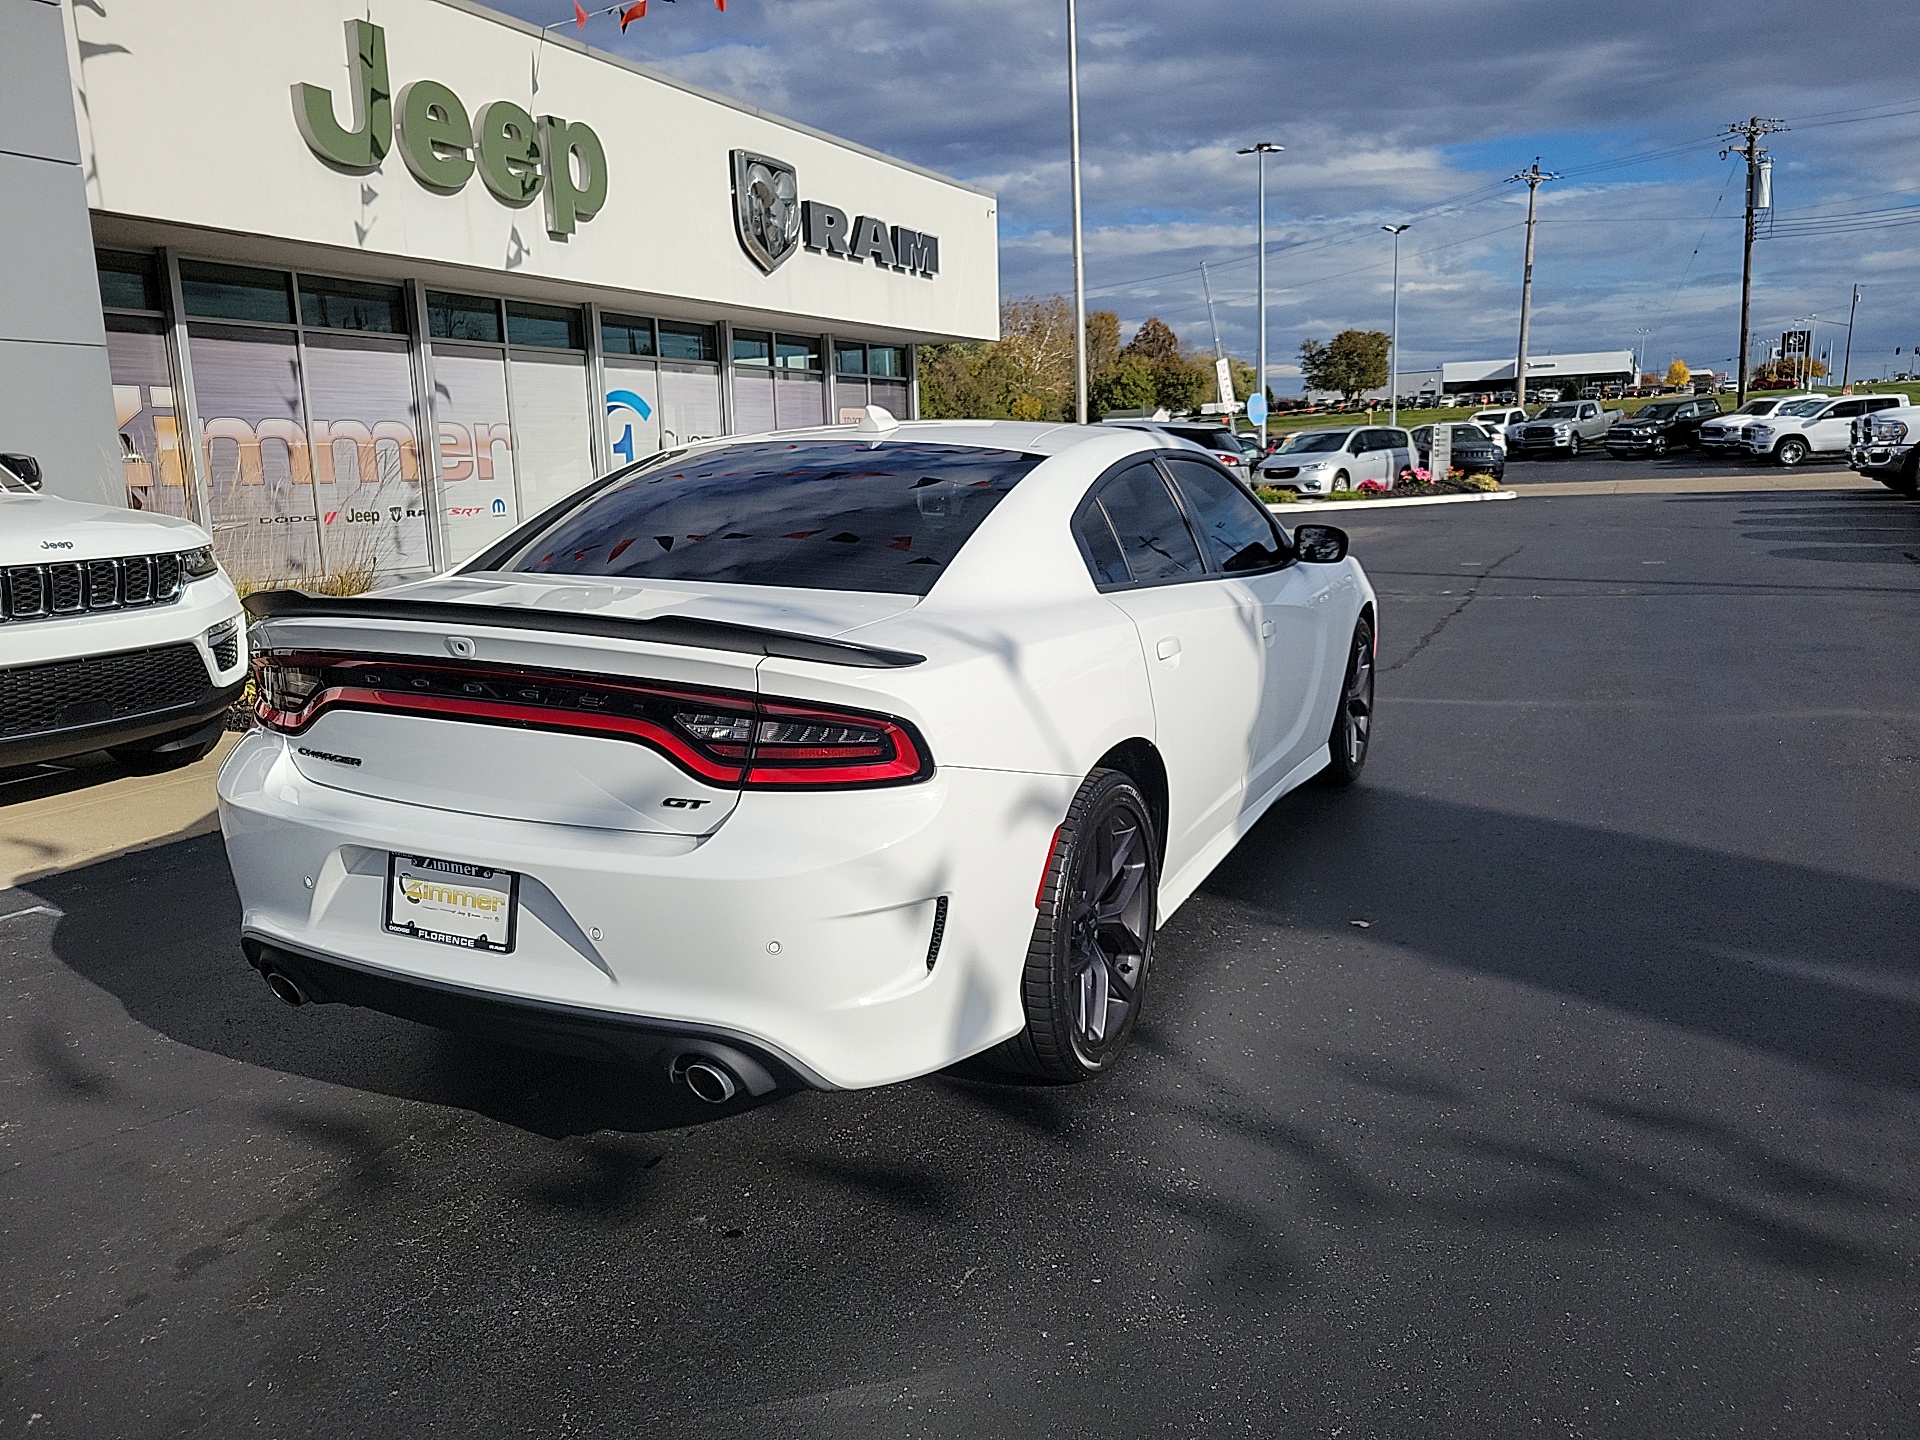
[1090,357,1157,418]
[1299,329,1391,401]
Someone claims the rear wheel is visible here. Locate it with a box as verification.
[1316,614,1376,787]
[1776,437,1808,467]
[995,769,1157,1083]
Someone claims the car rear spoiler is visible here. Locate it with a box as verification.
[241,590,926,669]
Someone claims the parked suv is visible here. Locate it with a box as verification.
[1847,406,1920,494]
[1697,395,1817,454]
[1411,424,1505,481]
[0,454,247,771]
[1511,400,1619,458]
[1604,396,1721,458]
[1254,426,1414,495]
[1099,418,1249,481]
[1744,394,1905,466]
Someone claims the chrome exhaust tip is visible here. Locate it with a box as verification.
[677,1058,739,1104]
[262,969,308,1007]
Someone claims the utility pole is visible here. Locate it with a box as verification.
[1383,224,1410,427]
[1721,117,1784,406]
[1238,142,1283,447]
[1507,159,1559,410]
[1842,285,1861,390]
[1066,0,1087,424]
[1200,260,1223,359]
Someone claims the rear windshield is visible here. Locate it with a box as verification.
[493,441,1041,596]
[1166,426,1239,451]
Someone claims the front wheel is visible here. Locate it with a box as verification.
[1566,435,1581,458]
[1776,437,1808,467]
[994,769,1158,1083]
[1316,614,1375,787]
[1885,453,1920,496]
[1652,434,1670,457]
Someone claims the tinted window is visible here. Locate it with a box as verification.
[97,250,162,312]
[1092,463,1205,585]
[1167,426,1238,451]
[1866,397,1901,412]
[498,442,1039,596]
[180,261,294,324]
[1830,400,1862,418]
[1072,504,1131,586]
[1163,460,1285,573]
[601,313,656,356]
[299,275,405,333]
[426,291,502,342]
[507,302,582,350]
[658,321,717,363]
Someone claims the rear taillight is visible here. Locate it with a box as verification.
[253,653,931,789]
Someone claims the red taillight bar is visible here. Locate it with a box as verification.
[252,653,932,789]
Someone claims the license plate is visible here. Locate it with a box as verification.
[384,854,519,952]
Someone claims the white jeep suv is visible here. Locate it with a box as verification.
[1743,394,1905,466]
[0,455,247,771]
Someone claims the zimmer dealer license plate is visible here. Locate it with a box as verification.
[385,854,519,951]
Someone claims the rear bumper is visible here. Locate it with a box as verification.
[243,936,829,1092]
[217,730,1078,1090]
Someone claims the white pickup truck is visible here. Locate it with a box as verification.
[1742,393,1905,466]
[1507,400,1620,458]
[1847,405,1920,495]
[0,454,247,771]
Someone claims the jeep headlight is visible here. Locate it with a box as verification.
[181,545,219,580]
[1875,419,1909,444]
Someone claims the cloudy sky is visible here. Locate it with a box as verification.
[497,0,1920,391]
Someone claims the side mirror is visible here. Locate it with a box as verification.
[0,453,43,490]
[1294,523,1348,564]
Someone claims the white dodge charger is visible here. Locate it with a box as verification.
[219,415,1376,1100]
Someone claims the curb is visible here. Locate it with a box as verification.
[1268,490,1517,515]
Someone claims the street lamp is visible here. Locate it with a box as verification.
[1238,142,1283,446]
[1382,224,1410,426]
[1067,0,1087,423]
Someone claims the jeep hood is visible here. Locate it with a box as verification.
[0,493,210,566]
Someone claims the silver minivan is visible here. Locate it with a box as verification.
[1253,426,1415,495]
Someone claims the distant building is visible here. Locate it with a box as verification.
[1441,351,1636,397]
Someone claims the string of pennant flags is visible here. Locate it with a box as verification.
[569,0,727,31]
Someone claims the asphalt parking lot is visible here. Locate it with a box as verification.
[1500,445,1851,485]
[5,478,1919,1437]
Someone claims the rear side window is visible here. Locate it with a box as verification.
[1162,459,1286,573]
[496,441,1041,596]
[1084,463,1204,586]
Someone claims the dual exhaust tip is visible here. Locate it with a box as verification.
[255,959,761,1105]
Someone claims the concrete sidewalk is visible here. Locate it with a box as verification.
[0,734,239,891]
[1515,471,1880,497]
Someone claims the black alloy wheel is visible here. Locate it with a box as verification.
[996,768,1157,1082]
[1776,437,1809,467]
[1316,614,1375,787]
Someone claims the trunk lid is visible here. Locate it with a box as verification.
[255,574,920,837]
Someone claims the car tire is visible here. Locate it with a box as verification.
[993,768,1158,1083]
[1334,470,1350,489]
[1885,452,1920,496]
[1652,435,1669,457]
[1776,437,1808,467]
[1315,614,1375,788]
[1566,436,1581,458]
[108,730,221,773]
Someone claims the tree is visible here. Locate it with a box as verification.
[1299,330,1390,401]
[1748,357,1828,388]
[1122,317,1183,365]
[1090,358,1157,418]
[1665,359,1691,387]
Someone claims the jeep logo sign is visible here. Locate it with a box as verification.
[727,150,939,279]
[294,20,607,238]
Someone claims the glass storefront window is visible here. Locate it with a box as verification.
[602,313,656,357]
[509,350,593,515]
[603,355,662,466]
[775,369,825,428]
[429,345,518,565]
[775,335,822,372]
[659,365,723,446]
[507,302,582,351]
[105,317,191,519]
[427,291,503,343]
[299,275,405,333]
[869,346,905,379]
[833,342,866,376]
[659,321,717,363]
[304,332,431,574]
[180,261,295,324]
[732,330,772,367]
[97,251,162,314]
[189,324,319,585]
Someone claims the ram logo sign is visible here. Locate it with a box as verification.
[727,150,939,280]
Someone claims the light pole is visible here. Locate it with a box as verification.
[1238,141,1283,446]
[1067,0,1087,423]
[1382,224,1410,426]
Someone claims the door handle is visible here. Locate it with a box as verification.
[1261,620,1275,643]
[1155,637,1181,661]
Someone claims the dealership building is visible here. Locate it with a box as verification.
[6,0,998,585]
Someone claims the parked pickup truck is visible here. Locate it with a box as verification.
[1847,406,1920,495]
[1696,394,1817,453]
[1743,393,1905,466]
[1509,400,1620,458]
[1604,395,1722,458]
